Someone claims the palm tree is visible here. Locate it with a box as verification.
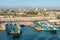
[56,14,60,19]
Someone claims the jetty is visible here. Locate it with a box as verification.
[34,27,43,31]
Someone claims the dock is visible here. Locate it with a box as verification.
[0,28,5,31]
[0,23,6,31]
[34,27,43,31]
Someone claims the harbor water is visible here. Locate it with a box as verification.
[0,26,60,40]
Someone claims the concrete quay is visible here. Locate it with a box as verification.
[34,27,43,31]
[0,23,6,31]
[20,22,44,31]
[0,21,44,31]
[0,28,5,31]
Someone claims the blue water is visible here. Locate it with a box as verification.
[0,26,60,40]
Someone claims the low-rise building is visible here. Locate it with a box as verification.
[48,19,60,25]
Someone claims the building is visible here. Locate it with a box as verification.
[48,20,60,25]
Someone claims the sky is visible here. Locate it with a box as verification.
[0,0,60,8]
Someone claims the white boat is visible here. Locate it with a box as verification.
[6,24,21,35]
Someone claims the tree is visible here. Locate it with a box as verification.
[40,10,47,16]
[56,14,60,19]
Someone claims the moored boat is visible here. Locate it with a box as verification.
[33,21,58,31]
[5,23,21,35]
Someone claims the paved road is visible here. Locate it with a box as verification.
[0,17,56,22]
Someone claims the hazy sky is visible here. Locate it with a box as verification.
[0,0,60,8]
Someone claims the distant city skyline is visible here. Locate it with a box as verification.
[0,0,60,8]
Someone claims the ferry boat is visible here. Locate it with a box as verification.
[5,23,21,35]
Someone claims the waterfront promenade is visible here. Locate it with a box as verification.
[0,17,56,31]
[0,17,56,21]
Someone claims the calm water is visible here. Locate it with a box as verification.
[0,26,60,40]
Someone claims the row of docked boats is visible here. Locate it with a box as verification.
[33,21,58,30]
